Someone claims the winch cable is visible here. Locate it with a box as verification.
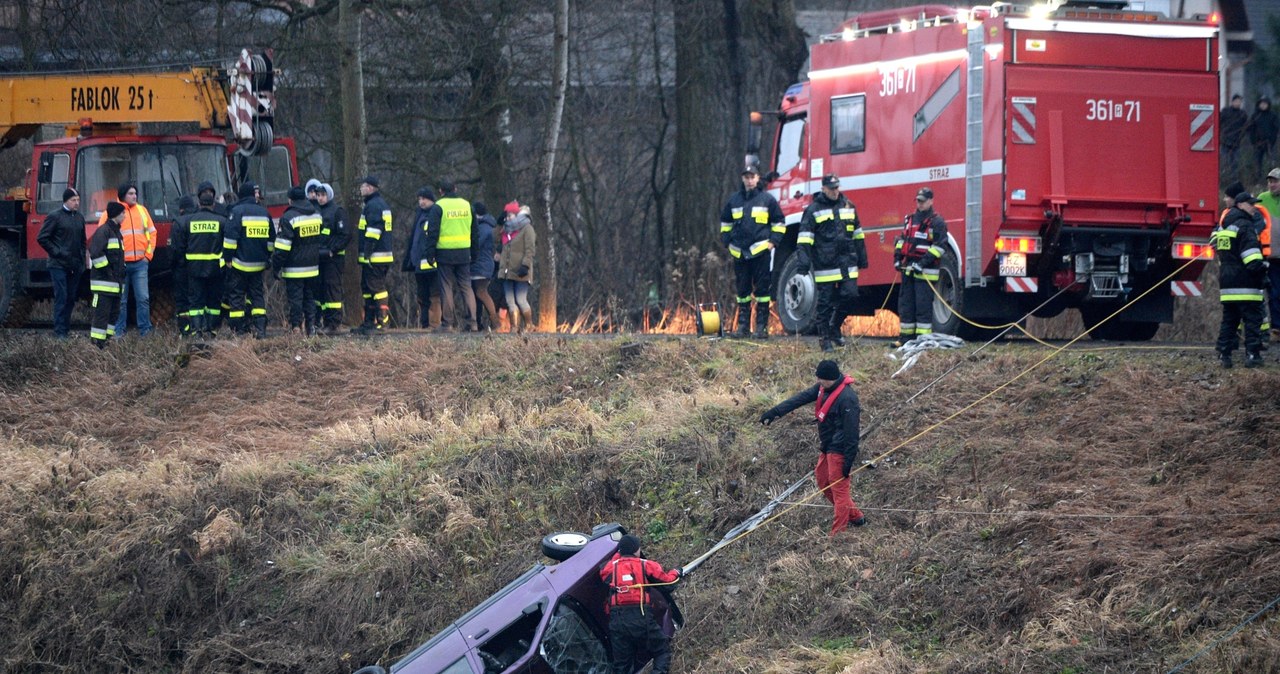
[676,252,1210,579]
[680,282,1064,576]
[1165,593,1280,674]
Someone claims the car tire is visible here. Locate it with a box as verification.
[541,531,590,561]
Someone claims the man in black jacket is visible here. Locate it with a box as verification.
[1214,192,1269,368]
[759,359,867,535]
[224,181,274,338]
[406,186,443,329]
[720,164,784,338]
[273,186,325,335]
[313,182,350,334]
[171,186,228,338]
[37,188,86,338]
[796,174,868,351]
[357,175,394,333]
[88,202,127,348]
[425,179,478,332]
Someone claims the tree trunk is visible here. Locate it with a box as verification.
[671,0,807,281]
[535,0,570,331]
[339,0,368,325]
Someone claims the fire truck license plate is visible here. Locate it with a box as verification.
[999,253,1027,277]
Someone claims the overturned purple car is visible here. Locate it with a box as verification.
[354,523,683,674]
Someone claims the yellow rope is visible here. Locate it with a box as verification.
[667,250,1212,575]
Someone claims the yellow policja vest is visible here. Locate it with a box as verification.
[436,197,473,250]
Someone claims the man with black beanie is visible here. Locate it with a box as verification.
[759,359,866,534]
[357,175,394,333]
[37,188,86,338]
[273,186,325,335]
[224,181,274,337]
[88,202,127,348]
[406,186,443,329]
[425,179,478,332]
[598,534,681,674]
[170,186,228,338]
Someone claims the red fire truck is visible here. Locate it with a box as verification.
[758,1,1219,340]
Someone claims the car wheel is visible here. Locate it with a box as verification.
[541,531,590,561]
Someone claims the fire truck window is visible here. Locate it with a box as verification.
[76,146,134,219]
[774,117,805,177]
[831,94,866,154]
[35,152,70,215]
[246,145,293,208]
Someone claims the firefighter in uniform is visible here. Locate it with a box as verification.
[171,185,229,338]
[314,182,350,334]
[88,202,127,348]
[796,174,868,351]
[720,163,784,338]
[1213,192,1268,368]
[598,534,681,674]
[357,175,394,333]
[273,186,325,335]
[893,186,948,344]
[224,181,274,338]
[759,359,867,535]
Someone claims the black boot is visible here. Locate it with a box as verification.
[733,304,751,338]
[1245,351,1264,368]
[753,302,770,339]
[819,337,834,352]
[253,316,268,339]
[1219,350,1234,369]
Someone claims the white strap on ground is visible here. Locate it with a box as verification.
[888,333,965,377]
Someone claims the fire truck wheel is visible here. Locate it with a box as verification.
[541,531,590,561]
[776,249,819,334]
[0,239,33,328]
[932,250,966,337]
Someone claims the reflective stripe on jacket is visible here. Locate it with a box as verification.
[1213,207,1267,302]
[98,203,154,262]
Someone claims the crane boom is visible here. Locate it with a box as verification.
[0,49,275,156]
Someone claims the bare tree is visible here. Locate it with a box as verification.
[534,0,570,330]
[339,0,368,322]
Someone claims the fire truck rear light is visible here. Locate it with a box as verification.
[1172,239,1213,260]
[995,235,1042,254]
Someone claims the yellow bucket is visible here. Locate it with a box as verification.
[696,303,722,337]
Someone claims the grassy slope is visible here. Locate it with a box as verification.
[1,332,1278,673]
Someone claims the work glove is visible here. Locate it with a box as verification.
[517,264,530,277]
[759,409,781,426]
[794,261,810,275]
[908,262,924,275]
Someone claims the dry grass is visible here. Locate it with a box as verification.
[1,330,1278,673]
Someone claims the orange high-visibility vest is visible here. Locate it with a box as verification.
[99,203,155,262]
[1259,204,1273,258]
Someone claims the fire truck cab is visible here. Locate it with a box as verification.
[762,1,1219,340]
